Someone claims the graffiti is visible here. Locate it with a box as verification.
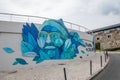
[13,58,28,65]
[21,19,86,63]
[3,47,14,54]
[3,47,28,65]
[85,42,94,51]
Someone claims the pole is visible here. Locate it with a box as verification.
[100,56,102,67]
[63,68,67,80]
[90,60,92,75]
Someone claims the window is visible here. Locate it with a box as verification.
[97,37,100,40]
[108,35,111,38]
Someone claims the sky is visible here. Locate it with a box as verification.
[0,0,120,30]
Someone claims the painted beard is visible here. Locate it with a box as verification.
[41,48,61,59]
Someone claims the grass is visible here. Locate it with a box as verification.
[110,49,120,52]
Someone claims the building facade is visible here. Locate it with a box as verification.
[88,23,120,50]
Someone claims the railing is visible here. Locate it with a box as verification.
[0,13,90,32]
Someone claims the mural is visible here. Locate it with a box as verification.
[3,47,14,53]
[3,19,86,65]
[85,42,94,52]
[13,58,28,65]
[21,19,86,64]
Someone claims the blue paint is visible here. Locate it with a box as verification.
[21,19,86,64]
[12,61,19,65]
[36,59,44,64]
[23,52,37,57]
[33,56,44,64]
[3,47,14,53]
[21,41,33,54]
[15,58,28,65]
[81,50,85,54]
[33,56,40,61]
[28,32,37,48]
[31,23,39,40]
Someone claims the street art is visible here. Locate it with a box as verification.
[13,58,28,65]
[3,19,86,65]
[21,19,86,64]
[3,47,14,53]
[85,42,94,52]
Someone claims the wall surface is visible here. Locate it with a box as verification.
[0,21,94,71]
[95,29,120,50]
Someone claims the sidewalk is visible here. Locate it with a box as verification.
[1,53,109,80]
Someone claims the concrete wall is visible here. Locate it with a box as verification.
[0,21,94,71]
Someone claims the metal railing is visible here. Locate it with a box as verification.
[0,13,90,32]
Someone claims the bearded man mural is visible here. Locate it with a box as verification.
[21,19,86,63]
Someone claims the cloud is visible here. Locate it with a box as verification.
[91,0,120,16]
[99,0,120,15]
[1,0,120,16]
[0,0,120,30]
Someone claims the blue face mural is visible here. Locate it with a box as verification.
[21,19,86,64]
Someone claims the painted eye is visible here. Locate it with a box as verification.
[51,33,60,38]
[40,32,47,39]
[54,39,63,47]
[41,34,45,37]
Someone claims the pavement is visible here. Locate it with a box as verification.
[0,52,109,80]
[91,53,120,80]
[0,71,8,80]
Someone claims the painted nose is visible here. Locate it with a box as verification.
[46,35,51,43]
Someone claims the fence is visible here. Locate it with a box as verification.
[0,13,90,32]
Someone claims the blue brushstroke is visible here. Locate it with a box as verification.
[23,52,37,57]
[3,47,14,53]
[12,61,19,65]
[22,34,28,42]
[21,41,33,54]
[33,56,44,64]
[15,58,28,65]
[31,23,39,41]
[81,50,85,54]
[36,58,44,64]
[33,56,40,61]
[28,32,37,48]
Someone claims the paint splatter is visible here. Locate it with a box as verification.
[13,58,28,65]
[12,61,19,65]
[3,47,14,53]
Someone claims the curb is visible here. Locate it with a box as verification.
[86,57,110,80]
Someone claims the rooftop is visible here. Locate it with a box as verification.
[87,23,120,33]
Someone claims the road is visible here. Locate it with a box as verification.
[91,53,120,80]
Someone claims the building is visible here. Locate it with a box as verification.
[88,23,120,50]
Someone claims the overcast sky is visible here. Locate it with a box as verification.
[0,0,120,30]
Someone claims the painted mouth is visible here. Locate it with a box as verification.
[45,46,56,49]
